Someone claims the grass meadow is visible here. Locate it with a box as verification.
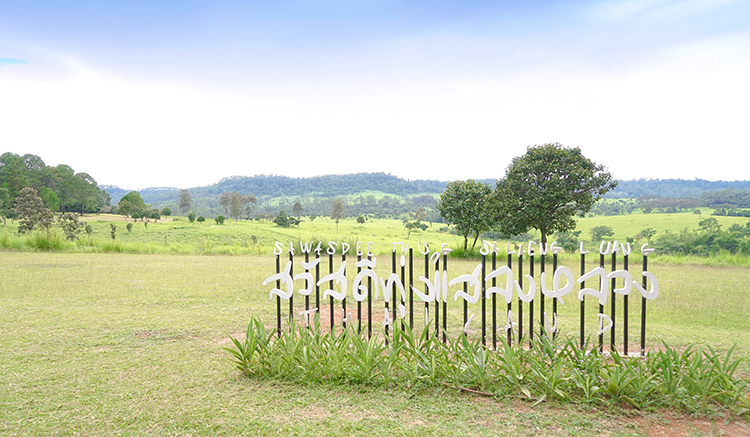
[1,211,749,435]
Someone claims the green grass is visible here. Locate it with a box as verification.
[1,250,748,435]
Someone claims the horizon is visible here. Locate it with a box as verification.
[2,1,749,189]
[97,172,750,193]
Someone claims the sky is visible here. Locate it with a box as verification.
[1,0,749,190]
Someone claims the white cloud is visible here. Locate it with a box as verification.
[594,0,741,22]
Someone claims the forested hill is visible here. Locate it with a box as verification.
[105,175,750,206]
[105,173,454,205]
[605,179,750,199]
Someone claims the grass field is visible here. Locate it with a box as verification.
[1,211,749,435]
[1,248,749,435]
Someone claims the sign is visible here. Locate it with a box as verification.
[263,240,658,354]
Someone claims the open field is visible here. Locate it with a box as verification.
[1,248,749,435]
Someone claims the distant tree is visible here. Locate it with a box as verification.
[160,207,172,217]
[641,228,657,244]
[117,191,146,217]
[274,210,290,227]
[590,225,615,242]
[126,222,133,232]
[356,215,366,225]
[331,198,345,233]
[493,143,617,248]
[187,212,196,223]
[227,191,257,223]
[179,189,192,214]
[215,215,226,225]
[292,201,303,217]
[57,212,83,241]
[555,230,581,253]
[0,187,10,226]
[437,180,493,250]
[197,216,205,223]
[15,187,54,234]
[219,192,232,216]
[39,187,60,212]
[698,217,720,233]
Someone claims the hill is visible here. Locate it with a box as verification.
[102,174,750,219]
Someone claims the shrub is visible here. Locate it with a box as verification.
[215,215,226,225]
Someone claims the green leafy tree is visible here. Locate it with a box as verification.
[117,191,146,217]
[590,225,614,242]
[197,216,205,223]
[274,210,290,227]
[160,207,172,217]
[179,189,192,214]
[57,212,83,241]
[110,223,117,240]
[215,215,226,225]
[640,228,657,244]
[493,143,617,248]
[331,198,345,233]
[126,222,133,232]
[15,187,54,234]
[292,201,303,217]
[187,212,196,223]
[226,192,257,223]
[0,187,11,226]
[356,215,366,225]
[437,180,493,250]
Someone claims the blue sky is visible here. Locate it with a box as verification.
[1,0,749,189]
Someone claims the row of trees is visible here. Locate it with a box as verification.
[0,153,110,220]
[653,217,750,256]
[437,143,617,250]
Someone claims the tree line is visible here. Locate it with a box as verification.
[0,153,110,224]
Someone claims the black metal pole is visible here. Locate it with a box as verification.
[315,252,320,316]
[357,253,362,334]
[368,253,372,339]
[552,251,558,340]
[409,248,414,330]
[540,250,545,338]
[289,251,294,331]
[599,250,604,353]
[276,254,281,337]
[580,250,585,348]
[611,247,617,352]
[305,251,310,312]
[435,256,440,341]
[492,252,497,350]
[518,252,524,341]
[623,250,629,355]
[329,252,334,332]
[481,254,486,346]
[529,251,534,345]
[342,253,347,330]
[641,254,648,355]
[442,253,448,344]
[507,251,513,345]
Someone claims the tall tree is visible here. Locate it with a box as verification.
[227,191,258,222]
[330,198,345,233]
[178,189,192,214]
[0,187,11,226]
[15,187,54,234]
[493,143,617,248]
[436,180,493,250]
[117,191,146,217]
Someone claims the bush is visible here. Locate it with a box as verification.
[187,212,195,223]
[225,317,750,415]
[215,215,226,225]
[197,216,205,223]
